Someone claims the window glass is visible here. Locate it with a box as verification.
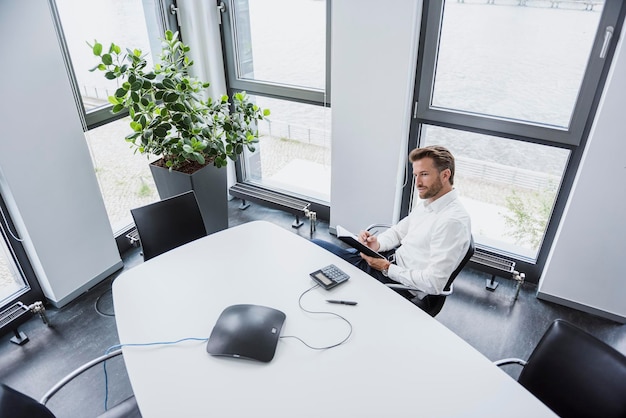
[243,95,331,202]
[55,0,155,111]
[85,119,158,233]
[0,241,26,304]
[54,0,160,232]
[231,0,326,90]
[432,0,603,128]
[421,125,570,261]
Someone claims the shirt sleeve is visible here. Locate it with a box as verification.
[376,216,411,252]
[387,219,470,295]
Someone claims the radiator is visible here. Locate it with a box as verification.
[0,302,30,331]
[470,248,516,274]
[229,183,317,235]
[0,301,48,344]
[470,248,525,300]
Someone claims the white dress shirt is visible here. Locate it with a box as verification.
[376,189,471,296]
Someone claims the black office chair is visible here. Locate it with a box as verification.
[0,349,141,418]
[495,319,626,418]
[366,224,474,317]
[131,190,207,261]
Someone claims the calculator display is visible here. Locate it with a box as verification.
[314,272,332,286]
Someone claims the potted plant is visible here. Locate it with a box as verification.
[88,30,269,234]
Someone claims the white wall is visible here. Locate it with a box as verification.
[329,0,421,233]
[538,23,626,323]
[0,0,123,307]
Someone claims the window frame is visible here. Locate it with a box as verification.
[417,0,622,147]
[48,0,179,248]
[219,0,332,217]
[50,0,179,131]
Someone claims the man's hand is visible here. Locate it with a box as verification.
[358,230,380,251]
[360,253,391,272]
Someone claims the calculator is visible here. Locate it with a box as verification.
[309,264,350,290]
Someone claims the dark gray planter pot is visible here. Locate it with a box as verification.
[149,162,228,235]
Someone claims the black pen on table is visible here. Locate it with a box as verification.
[326,299,358,306]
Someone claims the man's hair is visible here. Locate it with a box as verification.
[409,145,456,185]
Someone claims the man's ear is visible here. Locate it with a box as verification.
[441,168,452,183]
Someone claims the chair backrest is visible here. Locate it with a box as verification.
[131,190,207,261]
[0,384,56,418]
[443,235,475,292]
[518,319,626,418]
[421,235,475,317]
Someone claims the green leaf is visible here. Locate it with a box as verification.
[131,80,143,91]
[114,87,127,98]
[102,53,113,65]
[162,78,176,89]
[154,126,168,138]
[130,121,142,132]
[263,109,271,116]
[93,42,103,56]
[112,104,124,113]
[164,92,179,103]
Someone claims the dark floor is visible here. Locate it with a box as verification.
[1,198,625,417]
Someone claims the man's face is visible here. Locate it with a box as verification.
[412,158,448,202]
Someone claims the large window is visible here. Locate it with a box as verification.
[52,0,173,234]
[0,193,45,319]
[221,0,332,207]
[411,0,623,280]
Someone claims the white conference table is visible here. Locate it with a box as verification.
[112,221,556,418]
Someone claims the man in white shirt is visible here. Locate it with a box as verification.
[313,145,471,311]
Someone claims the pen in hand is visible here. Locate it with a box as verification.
[326,299,358,306]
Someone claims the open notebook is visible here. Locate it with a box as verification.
[336,225,386,259]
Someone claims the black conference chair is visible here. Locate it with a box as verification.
[0,349,141,418]
[495,319,626,418]
[366,224,475,317]
[130,190,207,261]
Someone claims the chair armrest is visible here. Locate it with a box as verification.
[493,358,527,367]
[365,223,392,234]
[40,349,124,405]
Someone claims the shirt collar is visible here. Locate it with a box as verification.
[423,189,458,213]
